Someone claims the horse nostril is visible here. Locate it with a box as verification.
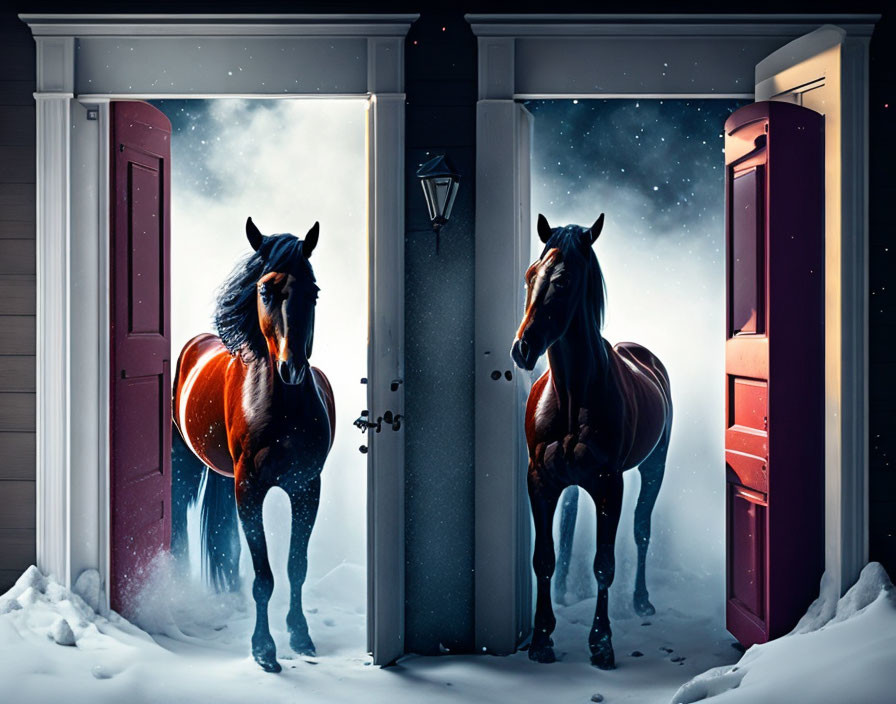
[519,339,530,358]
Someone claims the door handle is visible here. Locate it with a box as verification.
[382,410,403,431]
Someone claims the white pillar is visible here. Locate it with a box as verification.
[33,36,74,587]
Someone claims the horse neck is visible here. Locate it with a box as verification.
[243,350,317,411]
[241,352,275,407]
[546,302,608,431]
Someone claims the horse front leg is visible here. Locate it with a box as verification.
[284,474,321,656]
[235,475,279,673]
[528,476,560,663]
[584,473,623,669]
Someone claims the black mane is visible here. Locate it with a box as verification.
[542,224,607,332]
[214,233,316,360]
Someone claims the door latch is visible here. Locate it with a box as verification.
[353,410,380,433]
[353,409,404,434]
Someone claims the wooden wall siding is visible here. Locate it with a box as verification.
[0,15,36,592]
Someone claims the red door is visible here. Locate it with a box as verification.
[724,101,824,647]
[110,101,172,615]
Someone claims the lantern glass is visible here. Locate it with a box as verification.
[421,175,459,225]
[416,154,461,234]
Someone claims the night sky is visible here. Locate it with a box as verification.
[526,98,747,245]
[526,99,747,609]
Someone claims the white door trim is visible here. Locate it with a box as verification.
[755,24,873,599]
[467,12,877,652]
[21,13,415,665]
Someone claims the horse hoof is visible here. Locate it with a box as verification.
[290,632,316,657]
[253,637,280,673]
[255,654,282,673]
[528,644,556,663]
[590,649,616,670]
[633,594,656,617]
[590,633,615,670]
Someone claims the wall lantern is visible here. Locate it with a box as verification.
[416,154,460,253]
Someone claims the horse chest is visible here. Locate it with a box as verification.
[240,389,330,483]
[531,387,625,483]
[270,404,329,456]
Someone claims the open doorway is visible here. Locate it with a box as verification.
[520,97,747,678]
[120,97,370,659]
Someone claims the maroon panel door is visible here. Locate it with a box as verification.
[724,101,824,647]
[110,101,172,615]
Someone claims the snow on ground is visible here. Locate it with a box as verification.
[0,557,740,704]
[2,559,892,704]
[672,562,896,704]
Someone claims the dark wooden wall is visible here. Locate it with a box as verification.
[403,11,477,654]
[0,14,36,590]
[868,10,896,577]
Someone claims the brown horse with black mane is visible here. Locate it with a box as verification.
[511,213,673,669]
[172,217,334,673]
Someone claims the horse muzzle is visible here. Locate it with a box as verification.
[511,337,537,371]
[278,360,308,385]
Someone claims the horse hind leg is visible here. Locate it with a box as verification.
[584,473,623,669]
[235,478,279,673]
[553,486,579,605]
[170,424,204,572]
[528,479,561,663]
[200,466,242,593]
[633,430,669,617]
[284,475,321,656]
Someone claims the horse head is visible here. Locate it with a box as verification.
[511,213,605,371]
[246,217,320,385]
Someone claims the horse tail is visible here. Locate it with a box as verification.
[200,467,242,593]
[171,422,204,568]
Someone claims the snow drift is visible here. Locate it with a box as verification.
[2,561,893,704]
[671,562,896,704]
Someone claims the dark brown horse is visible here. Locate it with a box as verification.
[511,213,673,669]
[172,218,335,672]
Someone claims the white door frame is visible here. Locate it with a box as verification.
[21,13,415,665]
[467,13,877,654]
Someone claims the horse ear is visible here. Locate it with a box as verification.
[589,213,605,245]
[303,221,320,258]
[537,214,552,243]
[246,217,264,251]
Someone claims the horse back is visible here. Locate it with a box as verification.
[311,367,336,451]
[173,333,235,476]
